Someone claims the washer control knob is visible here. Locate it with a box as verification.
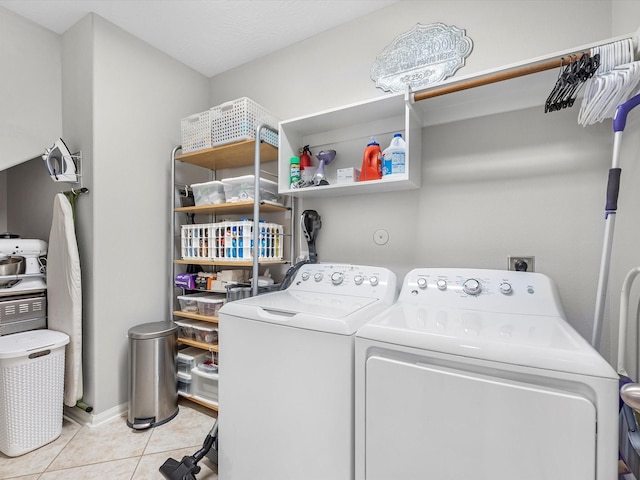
[331,272,344,285]
[436,279,447,291]
[417,277,428,289]
[369,276,379,287]
[499,282,513,295]
[301,272,310,281]
[462,278,482,296]
[354,275,364,285]
[314,273,323,282]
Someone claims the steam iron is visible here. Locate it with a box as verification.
[43,138,78,182]
[313,150,336,186]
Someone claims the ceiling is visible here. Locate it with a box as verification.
[0,0,400,77]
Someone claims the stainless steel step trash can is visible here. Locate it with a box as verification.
[127,321,178,429]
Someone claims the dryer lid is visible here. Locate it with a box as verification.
[220,289,380,335]
[356,303,617,379]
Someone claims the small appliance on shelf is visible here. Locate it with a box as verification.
[0,238,48,336]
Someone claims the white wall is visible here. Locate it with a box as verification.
[209,0,639,365]
[609,0,640,380]
[0,6,62,171]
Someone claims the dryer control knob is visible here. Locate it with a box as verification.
[314,273,323,282]
[301,272,310,281]
[436,279,447,290]
[369,276,379,286]
[417,277,428,289]
[462,278,482,295]
[354,275,364,285]
[331,272,344,285]
[499,282,513,295]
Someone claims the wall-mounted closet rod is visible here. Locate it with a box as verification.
[413,31,640,102]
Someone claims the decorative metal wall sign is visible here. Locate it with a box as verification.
[370,23,473,93]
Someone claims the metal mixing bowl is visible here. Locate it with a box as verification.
[0,256,25,287]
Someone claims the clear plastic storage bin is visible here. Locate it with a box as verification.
[177,372,192,396]
[177,295,200,313]
[192,367,219,404]
[0,330,69,456]
[177,347,210,375]
[191,180,226,206]
[197,296,225,317]
[221,175,280,203]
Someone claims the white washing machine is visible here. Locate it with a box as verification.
[354,268,618,480]
[219,263,397,480]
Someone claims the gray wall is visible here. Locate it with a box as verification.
[0,5,63,236]
[209,0,640,371]
[65,14,210,413]
[2,11,209,415]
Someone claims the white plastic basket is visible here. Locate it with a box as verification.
[180,224,216,260]
[212,221,283,261]
[180,110,212,153]
[181,221,283,261]
[0,330,69,457]
[210,97,279,147]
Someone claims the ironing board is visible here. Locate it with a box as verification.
[47,193,83,407]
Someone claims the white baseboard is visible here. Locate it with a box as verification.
[63,402,128,428]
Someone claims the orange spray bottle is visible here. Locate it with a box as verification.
[360,136,382,181]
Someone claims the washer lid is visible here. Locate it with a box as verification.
[219,290,381,335]
[356,303,617,378]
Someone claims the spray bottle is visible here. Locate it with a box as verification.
[360,136,382,181]
[299,145,312,171]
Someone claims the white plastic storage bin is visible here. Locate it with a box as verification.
[0,330,69,457]
[191,180,226,206]
[180,110,212,153]
[210,97,279,147]
[192,367,219,404]
[220,175,280,203]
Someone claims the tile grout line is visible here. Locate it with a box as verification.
[129,422,156,479]
[38,420,84,477]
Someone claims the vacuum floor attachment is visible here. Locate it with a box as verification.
[160,420,218,480]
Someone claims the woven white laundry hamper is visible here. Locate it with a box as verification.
[0,330,69,457]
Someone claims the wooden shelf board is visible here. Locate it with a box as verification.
[176,139,278,169]
[178,338,219,351]
[174,259,286,267]
[173,311,219,323]
[175,200,288,215]
[179,393,219,412]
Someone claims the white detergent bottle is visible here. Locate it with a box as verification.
[382,133,406,178]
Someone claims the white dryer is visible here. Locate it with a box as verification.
[219,263,397,480]
[354,268,618,480]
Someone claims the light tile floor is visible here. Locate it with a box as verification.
[0,398,218,480]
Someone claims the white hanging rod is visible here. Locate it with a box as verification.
[412,28,640,102]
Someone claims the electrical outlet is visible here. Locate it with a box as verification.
[507,256,535,272]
